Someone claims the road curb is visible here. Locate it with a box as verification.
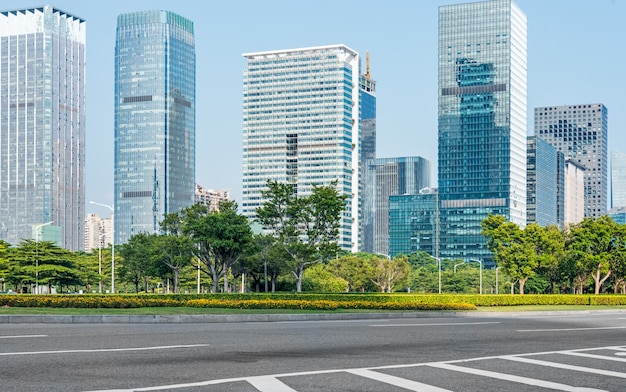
[2,309,626,324]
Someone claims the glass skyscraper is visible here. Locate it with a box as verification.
[438,0,527,266]
[114,11,195,244]
[610,151,626,209]
[242,45,363,251]
[0,6,86,250]
[359,53,377,253]
[362,156,430,256]
[535,103,608,218]
[526,136,563,227]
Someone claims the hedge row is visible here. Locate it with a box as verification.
[0,294,476,311]
[1,293,625,310]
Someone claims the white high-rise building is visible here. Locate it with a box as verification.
[84,213,113,253]
[610,151,626,209]
[564,160,585,226]
[242,45,362,251]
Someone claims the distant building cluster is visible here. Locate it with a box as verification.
[195,184,230,211]
[84,214,113,253]
[1,0,623,265]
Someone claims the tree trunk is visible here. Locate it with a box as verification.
[519,277,528,295]
[173,270,179,293]
[223,264,229,293]
[292,266,305,292]
[593,265,611,295]
[510,282,515,294]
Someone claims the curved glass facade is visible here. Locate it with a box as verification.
[438,0,527,266]
[114,10,195,244]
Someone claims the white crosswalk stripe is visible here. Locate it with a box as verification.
[427,362,608,392]
[345,368,453,392]
[502,355,626,378]
[247,376,298,392]
[83,345,626,392]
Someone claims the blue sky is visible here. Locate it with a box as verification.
[3,0,624,218]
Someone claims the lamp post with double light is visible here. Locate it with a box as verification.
[90,201,115,293]
[35,221,53,294]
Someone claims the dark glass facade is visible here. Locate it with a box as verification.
[527,136,562,227]
[114,11,195,244]
[359,72,377,252]
[389,190,438,258]
[438,0,527,267]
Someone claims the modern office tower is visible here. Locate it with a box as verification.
[610,151,626,208]
[564,159,585,226]
[195,184,230,212]
[389,188,438,258]
[534,103,608,218]
[359,52,377,252]
[526,136,563,227]
[362,156,430,256]
[0,6,86,250]
[84,213,112,253]
[114,11,195,244]
[438,0,527,266]
[243,45,362,251]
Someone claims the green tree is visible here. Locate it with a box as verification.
[327,253,375,292]
[174,201,254,293]
[482,214,536,294]
[8,240,81,293]
[302,264,348,292]
[256,180,347,292]
[0,240,9,290]
[369,254,411,293]
[526,223,565,294]
[117,234,154,293]
[568,216,621,294]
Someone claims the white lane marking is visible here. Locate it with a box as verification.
[517,326,626,332]
[0,334,47,339]
[0,344,208,357]
[247,376,298,392]
[83,369,347,391]
[502,355,626,378]
[563,351,626,362]
[370,321,500,327]
[428,362,608,392]
[346,368,452,392]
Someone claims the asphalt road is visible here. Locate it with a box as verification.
[1,312,625,391]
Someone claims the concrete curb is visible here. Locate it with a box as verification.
[2,309,625,324]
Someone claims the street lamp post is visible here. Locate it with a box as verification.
[469,259,483,295]
[454,262,465,274]
[35,221,53,294]
[425,254,442,294]
[495,266,500,295]
[90,201,115,293]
